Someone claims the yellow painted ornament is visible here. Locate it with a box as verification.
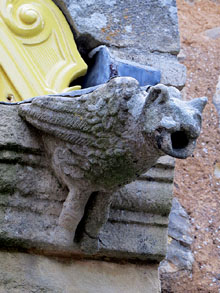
[0,0,88,102]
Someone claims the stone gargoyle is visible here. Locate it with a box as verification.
[18,77,207,245]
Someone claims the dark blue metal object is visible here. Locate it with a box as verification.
[82,46,161,88]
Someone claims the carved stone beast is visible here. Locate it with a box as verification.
[18,77,207,245]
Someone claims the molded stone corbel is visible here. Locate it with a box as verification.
[0,78,206,262]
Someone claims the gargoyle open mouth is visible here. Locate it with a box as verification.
[156,129,197,159]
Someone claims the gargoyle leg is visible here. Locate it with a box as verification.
[79,191,114,253]
[54,185,91,246]
[82,191,113,239]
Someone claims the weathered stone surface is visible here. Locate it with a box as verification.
[177,49,186,62]
[159,198,194,274]
[214,162,220,179]
[53,0,186,89]
[159,198,194,292]
[205,26,220,40]
[0,102,172,261]
[213,75,220,127]
[0,252,161,293]
[54,0,180,54]
[110,50,187,89]
[80,156,175,260]
[168,198,193,247]
[0,1,193,291]
[0,79,206,262]
[0,106,68,250]
[18,77,206,247]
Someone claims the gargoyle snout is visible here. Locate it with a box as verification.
[156,127,199,159]
[155,128,195,159]
[156,96,207,159]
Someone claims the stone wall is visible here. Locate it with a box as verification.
[0,0,186,292]
[54,0,186,89]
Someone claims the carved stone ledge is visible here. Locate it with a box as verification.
[79,157,174,261]
[0,103,173,261]
[0,77,206,262]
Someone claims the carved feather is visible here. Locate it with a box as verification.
[18,78,139,146]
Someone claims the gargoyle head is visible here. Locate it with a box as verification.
[141,84,207,159]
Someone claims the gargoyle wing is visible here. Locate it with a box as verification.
[18,77,139,146]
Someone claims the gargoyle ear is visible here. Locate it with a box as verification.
[188,97,207,113]
[144,84,169,107]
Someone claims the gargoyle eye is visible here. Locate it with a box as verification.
[158,97,166,105]
[154,89,161,98]
[149,89,162,103]
[145,85,152,93]
[193,113,202,124]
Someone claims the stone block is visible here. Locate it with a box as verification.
[159,198,194,275]
[0,252,161,293]
[168,198,193,247]
[213,75,220,127]
[54,0,180,55]
[205,26,220,40]
[53,0,186,89]
[110,49,186,89]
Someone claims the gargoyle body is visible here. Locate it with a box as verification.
[18,77,207,245]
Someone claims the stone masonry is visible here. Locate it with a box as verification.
[0,0,188,292]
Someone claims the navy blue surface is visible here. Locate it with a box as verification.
[82,47,161,88]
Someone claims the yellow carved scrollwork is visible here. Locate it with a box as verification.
[0,0,87,102]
